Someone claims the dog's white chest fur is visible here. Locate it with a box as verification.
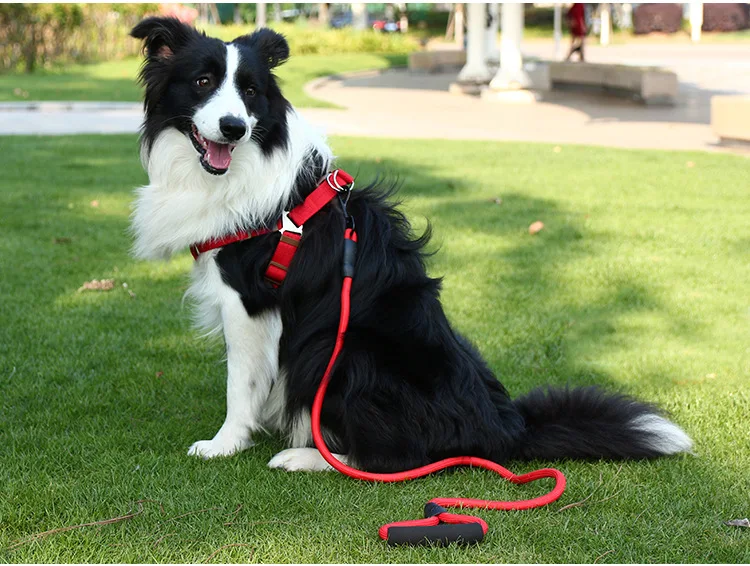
[132,107,332,460]
[131,109,331,262]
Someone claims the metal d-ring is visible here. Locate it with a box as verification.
[326,170,354,193]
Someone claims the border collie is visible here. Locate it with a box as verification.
[130,18,692,472]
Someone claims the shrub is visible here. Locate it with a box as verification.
[632,3,683,35]
[702,3,750,32]
[201,21,419,56]
[0,8,418,73]
[0,4,157,72]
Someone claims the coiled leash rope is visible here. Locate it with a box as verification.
[189,170,567,546]
[310,175,567,546]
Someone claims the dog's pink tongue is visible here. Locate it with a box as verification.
[205,140,232,170]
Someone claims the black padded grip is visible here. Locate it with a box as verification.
[342,238,357,278]
[385,523,484,546]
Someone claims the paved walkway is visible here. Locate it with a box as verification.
[2,42,749,153]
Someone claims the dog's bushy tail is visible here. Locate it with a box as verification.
[512,386,693,461]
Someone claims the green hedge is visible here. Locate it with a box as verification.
[1,7,418,73]
[201,22,419,56]
[0,4,157,72]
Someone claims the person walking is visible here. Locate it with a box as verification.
[565,3,587,62]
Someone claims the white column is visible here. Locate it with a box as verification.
[489,2,530,90]
[318,3,329,26]
[600,3,611,46]
[690,1,703,43]
[454,3,465,48]
[352,3,367,30]
[457,2,492,84]
[398,3,408,33]
[621,3,633,30]
[486,3,500,65]
[553,3,562,60]
[256,2,267,27]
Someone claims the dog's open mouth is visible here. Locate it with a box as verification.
[189,124,236,175]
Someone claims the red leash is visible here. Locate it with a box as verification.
[311,224,567,546]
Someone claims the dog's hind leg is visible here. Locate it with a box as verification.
[188,301,282,459]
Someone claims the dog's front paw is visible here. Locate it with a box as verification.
[187,435,254,459]
[268,448,348,472]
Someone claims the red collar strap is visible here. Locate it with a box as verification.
[189,169,354,288]
[189,224,278,260]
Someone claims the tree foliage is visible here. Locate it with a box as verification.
[0,4,157,73]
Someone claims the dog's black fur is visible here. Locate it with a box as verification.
[131,18,691,471]
[217,176,689,471]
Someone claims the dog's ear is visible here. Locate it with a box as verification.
[131,17,198,60]
[234,28,290,69]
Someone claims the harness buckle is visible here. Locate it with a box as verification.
[280,211,301,235]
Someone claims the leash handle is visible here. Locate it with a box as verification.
[385,522,485,546]
[381,503,485,546]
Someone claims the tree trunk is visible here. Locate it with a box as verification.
[24,23,37,73]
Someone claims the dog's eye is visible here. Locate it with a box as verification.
[245,87,256,97]
[195,76,212,88]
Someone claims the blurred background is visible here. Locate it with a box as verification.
[2,3,749,73]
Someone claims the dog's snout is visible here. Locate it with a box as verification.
[219,116,247,141]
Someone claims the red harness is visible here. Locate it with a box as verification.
[189,169,566,546]
[190,169,355,288]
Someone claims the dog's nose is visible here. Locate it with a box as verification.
[219,116,247,141]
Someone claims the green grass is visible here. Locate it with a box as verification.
[1,135,749,563]
[0,52,407,107]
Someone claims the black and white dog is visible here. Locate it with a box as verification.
[130,18,692,472]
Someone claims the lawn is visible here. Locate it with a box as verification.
[0,52,407,108]
[1,135,749,563]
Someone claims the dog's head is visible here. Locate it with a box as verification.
[131,17,290,175]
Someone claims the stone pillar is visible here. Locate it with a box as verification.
[453,2,492,91]
[486,3,500,66]
[553,3,562,60]
[398,3,409,33]
[621,3,633,30]
[690,1,703,43]
[352,3,367,30]
[600,3,611,46]
[454,4,465,48]
[256,2,267,27]
[318,3,329,26]
[490,3,529,89]
[484,2,548,101]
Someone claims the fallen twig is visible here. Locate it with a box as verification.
[152,533,178,547]
[594,549,615,563]
[224,519,297,528]
[138,498,166,515]
[559,465,623,512]
[590,489,625,506]
[224,504,243,524]
[8,501,146,550]
[158,506,222,526]
[558,472,603,512]
[203,543,252,563]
